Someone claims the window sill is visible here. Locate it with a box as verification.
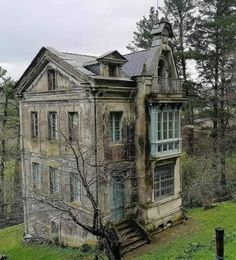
[109,142,123,146]
[48,139,59,143]
[31,137,39,141]
[152,194,180,206]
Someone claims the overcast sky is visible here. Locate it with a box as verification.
[0,0,164,80]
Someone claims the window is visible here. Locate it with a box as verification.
[109,65,117,77]
[68,112,79,141]
[31,112,39,138]
[150,105,181,157]
[110,112,122,142]
[51,221,60,244]
[48,112,58,140]
[70,172,81,202]
[154,164,174,200]
[32,162,41,189]
[48,69,57,90]
[49,167,60,193]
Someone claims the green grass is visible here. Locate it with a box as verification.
[139,200,236,259]
[2,201,236,259]
[0,224,93,259]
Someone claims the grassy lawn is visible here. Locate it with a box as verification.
[1,200,236,259]
[0,224,93,260]
[139,200,236,259]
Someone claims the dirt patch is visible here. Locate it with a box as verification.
[123,218,198,260]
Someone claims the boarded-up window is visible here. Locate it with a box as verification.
[49,167,60,193]
[68,112,79,141]
[48,112,58,140]
[48,69,57,90]
[31,111,39,138]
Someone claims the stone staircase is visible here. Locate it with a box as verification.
[115,219,151,256]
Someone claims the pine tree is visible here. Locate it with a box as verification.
[190,0,236,195]
[160,0,197,155]
[126,7,158,52]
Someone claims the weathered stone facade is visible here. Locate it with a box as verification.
[16,21,185,247]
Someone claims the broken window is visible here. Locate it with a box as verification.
[31,111,39,138]
[70,172,81,202]
[32,162,41,189]
[110,112,122,142]
[150,105,181,157]
[68,112,79,142]
[108,64,117,77]
[154,164,174,200]
[47,69,57,90]
[48,112,58,140]
[49,166,60,193]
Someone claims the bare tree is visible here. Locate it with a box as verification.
[25,126,136,259]
[0,67,21,226]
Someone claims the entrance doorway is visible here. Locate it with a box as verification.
[110,178,125,221]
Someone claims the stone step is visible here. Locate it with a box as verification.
[122,235,143,247]
[116,222,130,231]
[121,239,147,256]
[121,230,139,240]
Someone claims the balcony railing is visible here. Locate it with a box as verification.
[152,77,183,94]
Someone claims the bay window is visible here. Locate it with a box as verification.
[150,104,181,157]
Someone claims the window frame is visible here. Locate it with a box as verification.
[153,164,175,201]
[47,69,57,90]
[150,105,181,157]
[69,172,81,202]
[49,166,60,193]
[48,112,58,140]
[110,111,123,143]
[68,112,79,142]
[31,111,39,138]
[32,162,41,189]
[108,64,117,77]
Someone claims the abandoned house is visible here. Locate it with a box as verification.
[16,21,185,253]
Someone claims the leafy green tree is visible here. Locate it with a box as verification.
[190,0,236,194]
[126,7,158,52]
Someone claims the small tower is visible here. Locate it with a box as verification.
[151,20,174,47]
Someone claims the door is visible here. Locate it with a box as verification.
[110,178,125,221]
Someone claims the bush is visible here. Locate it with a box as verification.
[182,153,236,209]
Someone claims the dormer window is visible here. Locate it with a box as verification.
[109,64,117,77]
[47,69,57,90]
[95,50,127,78]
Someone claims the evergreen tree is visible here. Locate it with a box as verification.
[126,7,158,52]
[190,0,236,194]
[160,0,197,81]
[160,0,197,155]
